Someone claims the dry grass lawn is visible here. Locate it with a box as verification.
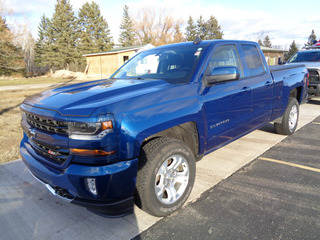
[0,88,49,164]
[0,77,74,86]
[0,78,89,164]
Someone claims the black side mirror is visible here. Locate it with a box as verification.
[278,57,285,65]
[204,66,240,87]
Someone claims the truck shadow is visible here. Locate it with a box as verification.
[308,99,320,105]
[259,123,276,134]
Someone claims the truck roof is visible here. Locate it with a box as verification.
[153,39,259,49]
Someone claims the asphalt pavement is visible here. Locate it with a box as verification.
[134,115,320,240]
[1,98,320,240]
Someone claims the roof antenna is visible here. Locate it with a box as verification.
[193,36,202,45]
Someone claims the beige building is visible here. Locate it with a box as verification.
[83,44,284,78]
[261,46,287,65]
[83,44,154,78]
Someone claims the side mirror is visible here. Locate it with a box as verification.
[278,57,285,65]
[204,66,240,86]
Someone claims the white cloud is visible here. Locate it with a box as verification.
[3,0,320,48]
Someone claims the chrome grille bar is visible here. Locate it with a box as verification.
[25,113,68,134]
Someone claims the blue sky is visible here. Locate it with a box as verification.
[3,0,320,49]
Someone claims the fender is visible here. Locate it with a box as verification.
[115,91,206,160]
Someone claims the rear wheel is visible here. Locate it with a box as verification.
[135,138,196,217]
[274,97,299,135]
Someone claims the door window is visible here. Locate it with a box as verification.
[206,45,242,78]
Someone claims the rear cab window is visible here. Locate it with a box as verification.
[241,44,266,77]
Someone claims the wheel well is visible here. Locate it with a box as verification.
[290,87,302,103]
[142,122,200,159]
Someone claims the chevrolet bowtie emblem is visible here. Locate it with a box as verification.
[29,129,36,139]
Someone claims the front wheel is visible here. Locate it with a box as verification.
[135,138,196,217]
[274,97,299,135]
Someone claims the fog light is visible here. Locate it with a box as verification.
[85,178,97,196]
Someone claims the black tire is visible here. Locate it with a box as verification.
[274,97,299,135]
[135,138,196,217]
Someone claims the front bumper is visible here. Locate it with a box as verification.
[20,137,138,216]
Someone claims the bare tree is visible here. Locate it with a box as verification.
[22,31,35,74]
[248,31,266,44]
[11,21,36,75]
[134,7,183,46]
[0,4,25,75]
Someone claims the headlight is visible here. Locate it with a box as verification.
[68,121,113,140]
[69,122,101,135]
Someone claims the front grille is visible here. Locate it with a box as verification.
[31,139,69,164]
[25,113,68,134]
[308,69,320,82]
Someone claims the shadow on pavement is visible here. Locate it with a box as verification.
[258,122,275,134]
[0,160,140,240]
[308,99,320,105]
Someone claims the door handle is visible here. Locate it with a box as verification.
[265,81,273,86]
[241,87,251,93]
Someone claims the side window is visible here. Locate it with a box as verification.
[206,45,242,78]
[241,44,265,77]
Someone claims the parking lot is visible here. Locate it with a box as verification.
[135,114,320,239]
[1,97,320,240]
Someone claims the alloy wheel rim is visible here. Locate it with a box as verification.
[154,155,189,205]
[289,105,298,131]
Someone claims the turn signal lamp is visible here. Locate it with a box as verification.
[70,149,116,156]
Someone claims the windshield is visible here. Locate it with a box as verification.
[111,46,206,84]
[288,51,320,63]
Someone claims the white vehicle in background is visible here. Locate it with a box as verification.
[286,40,320,98]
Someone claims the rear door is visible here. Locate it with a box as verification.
[202,44,253,151]
[239,44,274,126]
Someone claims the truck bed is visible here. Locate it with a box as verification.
[269,64,306,72]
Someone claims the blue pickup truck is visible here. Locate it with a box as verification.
[20,40,308,217]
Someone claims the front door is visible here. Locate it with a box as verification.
[202,44,253,152]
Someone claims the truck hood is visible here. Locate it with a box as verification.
[23,79,172,116]
[286,62,320,68]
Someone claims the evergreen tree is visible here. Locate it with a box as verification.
[34,15,52,68]
[77,1,113,69]
[172,23,183,43]
[50,0,78,70]
[306,29,317,46]
[79,1,113,52]
[0,16,24,75]
[285,40,298,61]
[205,15,223,40]
[119,5,135,47]
[263,35,272,47]
[258,39,263,46]
[196,15,207,40]
[187,15,223,41]
[185,16,197,41]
